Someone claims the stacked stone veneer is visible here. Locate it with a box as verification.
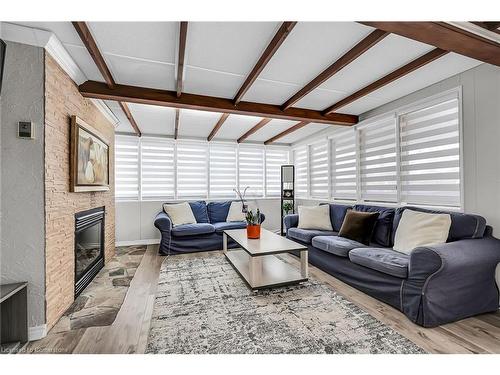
[44,53,115,329]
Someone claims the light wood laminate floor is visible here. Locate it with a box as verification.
[29,245,500,354]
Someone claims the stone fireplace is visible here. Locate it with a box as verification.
[74,207,105,296]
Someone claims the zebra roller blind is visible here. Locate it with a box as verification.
[310,140,329,198]
[399,95,461,208]
[115,135,140,200]
[209,143,237,199]
[359,115,397,203]
[140,137,175,200]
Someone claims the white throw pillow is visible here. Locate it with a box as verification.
[393,209,452,254]
[226,201,246,222]
[163,202,197,227]
[297,205,333,231]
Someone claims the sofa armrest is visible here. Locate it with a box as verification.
[154,211,172,232]
[284,214,299,231]
[405,236,500,326]
[409,236,500,281]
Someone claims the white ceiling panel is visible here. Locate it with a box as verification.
[89,22,178,64]
[187,22,280,75]
[242,78,300,105]
[127,103,177,135]
[333,95,390,115]
[214,114,263,140]
[105,54,176,91]
[257,22,373,86]
[246,119,297,142]
[178,109,221,138]
[355,53,483,110]
[105,100,134,133]
[183,66,243,98]
[319,34,435,98]
[64,44,104,82]
[293,88,346,111]
[279,123,332,144]
[14,21,84,46]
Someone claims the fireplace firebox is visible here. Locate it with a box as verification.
[74,207,105,296]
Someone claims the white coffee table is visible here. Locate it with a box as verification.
[223,228,308,290]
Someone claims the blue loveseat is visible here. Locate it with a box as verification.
[154,200,265,255]
[285,203,500,327]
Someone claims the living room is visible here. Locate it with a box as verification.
[1,0,500,372]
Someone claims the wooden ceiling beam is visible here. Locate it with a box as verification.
[207,113,230,141]
[233,22,297,104]
[79,80,358,125]
[264,121,310,145]
[360,22,500,67]
[237,118,272,143]
[323,48,448,115]
[72,21,142,136]
[119,102,142,137]
[72,21,116,89]
[176,22,188,97]
[281,29,389,110]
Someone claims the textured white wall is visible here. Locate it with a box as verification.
[0,41,46,328]
[115,198,282,245]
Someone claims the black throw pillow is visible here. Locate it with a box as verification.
[338,210,380,245]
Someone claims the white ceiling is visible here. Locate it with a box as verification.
[10,21,484,144]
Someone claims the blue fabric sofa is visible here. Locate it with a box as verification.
[154,201,265,255]
[284,204,500,327]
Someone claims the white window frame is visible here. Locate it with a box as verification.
[290,86,464,211]
[114,137,290,202]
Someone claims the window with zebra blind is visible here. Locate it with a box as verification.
[238,145,265,198]
[293,146,309,198]
[330,129,357,201]
[309,140,329,198]
[115,137,290,201]
[140,137,175,200]
[290,88,462,210]
[176,141,209,199]
[358,115,397,203]
[115,135,140,200]
[265,148,290,197]
[398,94,461,208]
[209,143,237,199]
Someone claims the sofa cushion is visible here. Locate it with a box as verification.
[226,201,246,222]
[321,203,352,231]
[189,201,209,223]
[349,247,409,278]
[171,223,215,237]
[163,202,197,226]
[213,221,247,233]
[393,206,486,242]
[207,201,231,223]
[393,209,451,254]
[312,236,367,257]
[287,228,337,244]
[354,204,395,247]
[297,205,333,231]
[338,210,380,245]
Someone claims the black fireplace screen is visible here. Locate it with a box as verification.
[74,207,105,296]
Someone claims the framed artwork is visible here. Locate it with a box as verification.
[70,115,110,192]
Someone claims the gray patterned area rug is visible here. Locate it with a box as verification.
[146,252,425,354]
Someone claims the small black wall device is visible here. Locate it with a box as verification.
[0,39,6,96]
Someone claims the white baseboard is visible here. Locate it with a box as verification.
[28,324,47,341]
[116,239,160,247]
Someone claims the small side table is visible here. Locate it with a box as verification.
[1,282,28,350]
